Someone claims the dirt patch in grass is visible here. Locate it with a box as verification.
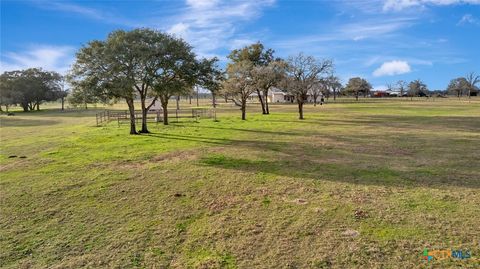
[151,150,200,163]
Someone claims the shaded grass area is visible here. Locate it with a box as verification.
[1,99,479,268]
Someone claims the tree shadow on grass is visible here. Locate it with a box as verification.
[173,124,311,137]
[146,133,234,145]
[198,151,480,190]
[0,117,60,127]
[264,115,480,132]
[146,132,480,189]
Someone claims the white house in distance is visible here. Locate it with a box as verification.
[248,88,323,103]
[248,88,293,103]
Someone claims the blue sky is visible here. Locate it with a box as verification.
[1,0,479,90]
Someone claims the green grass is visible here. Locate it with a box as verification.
[1,98,479,268]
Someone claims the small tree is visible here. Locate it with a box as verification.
[222,61,255,120]
[396,80,407,97]
[447,77,469,98]
[67,80,104,109]
[251,60,286,113]
[408,79,428,99]
[196,57,224,108]
[282,53,333,119]
[228,42,275,114]
[0,73,14,112]
[344,77,372,101]
[311,78,327,106]
[327,75,342,101]
[465,72,479,98]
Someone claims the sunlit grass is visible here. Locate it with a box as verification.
[1,98,479,268]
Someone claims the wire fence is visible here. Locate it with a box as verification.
[95,108,216,126]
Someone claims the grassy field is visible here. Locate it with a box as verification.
[1,98,479,268]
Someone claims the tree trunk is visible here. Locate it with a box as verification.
[298,101,304,120]
[196,86,199,107]
[333,90,336,101]
[61,96,65,111]
[262,89,270,114]
[241,99,246,120]
[189,95,192,104]
[224,95,228,103]
[126,98,138,135]
[139,97,149,133]
[313,94,317,106]
[176,96,180,110]
[212,92,216,108]
[256,89,267,114]
[21,103,28,112]
[162,102,169,125]
[355,93,359,101]
[36,103,40,111]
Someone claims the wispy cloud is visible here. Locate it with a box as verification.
[160,0,276,58]
[383,0,480,11]
[457,14,480,25]
[0,45,75,74]
[272,17,415,52]
[33,0,139,27]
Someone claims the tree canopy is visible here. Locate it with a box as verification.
[69,28,207,133]
[222,60,256,120]
[282,53,333,119]
[0,68,63,112]
[344,77,371,101]
[408,79,428,97]
[227,42,277,114]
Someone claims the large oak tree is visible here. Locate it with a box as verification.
[0,68,62,112]
[69,29,201,133]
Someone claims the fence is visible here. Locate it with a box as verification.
[95,108,215,126]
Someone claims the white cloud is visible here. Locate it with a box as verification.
[383,0,480,11]
[373,60,411,76]
[458,14,480,25]
[0,45,75,74]
[161,0,275,57]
